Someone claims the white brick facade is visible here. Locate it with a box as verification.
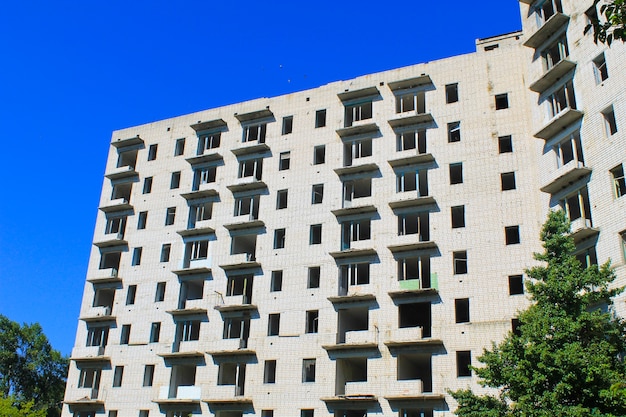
[63,1,626,416]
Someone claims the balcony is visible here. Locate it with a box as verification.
[530,59,577,93]
[224,219,265,232]
[105,165,137,181]
[322,330,378,352]
[181,188,219,201]
[388,112,435,129]
[231,142,270,157]
[87,267,120,284]
[388,152,435,168]
[185,152,223,167]
[80,306,114,322]
[329,247,377,260]
[214,295,257,313]
[218,253,260,271]
[111,134,143,149]
[387,240,437,254]
[227,178,267,193]
[178,222,216,238]
[93,233,126,248]
[70,346,109,362]
[173,259,212,277]
[99,197,132,213]
[204,385,252,406]
[160,341,205,359]
[534,107,584,140]
[570,217,599,243]
[345,381,375,397]
[388,194,436,210]
[336,122,379,139]
[65,388,105,408]
[384,380,445,402]
[334,162,379,177]
[328,293,376,305]
[540,161,591,194]
[524,13,570,49]
[207,338,254,356]
[155,385,202,404]
[388,277,439,298]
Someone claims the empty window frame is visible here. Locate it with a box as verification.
[621,231,626,261]
[99,251,121,271]
[189,240,209,261]
[610,164,626,198]
[282,116,293,135]
[78,368,102,388]
[147,144,158,161]
[279,152,291,170]
[343,178,372,201]
[446,83,459,103]
[315,109,327,128]
[501,172,517,191]
[126,285,137,305]
[395,90,425,113]
[178,320,201,341]
[268,314,280,336]
[310,224,322,245]
[111,182,132,201]
[455,298,470,323]
[305,310,319,334]
[554,130,584,167]
[575,245,598,268]
[396,128,427,153]
[314,145,326,164]
[308,266,321,289]
[505,226,521,245]
[603,106,618,136]
[191,201,213,224]
[198,132,221,154]
[343,138,373,166]
[105,216,126,236]
[170,171,181,189]
[262,411,274,417]
[120,324,131,344]
[339,263,370,294]
[453,251,467,274]
[117,148,137,169]
[238,158,263,180]
[155,282,166,301]
[113,366,124,387]
[276,189,288,209]
[174,138,185,156]
[495,93,509,110]
[593,53,609,84]
[149,322,161,343]
[165,207,176,226]
[341,219,371,249]
[397,255,431,283]
[533,0,563,26]
[264,360,276,383]
[143,365,155,387]
[312,184,324,204]
[450,163,463,184]
[498,135,513,153]
[509,275,524,295]
[546,80,577,118]
[560,187,592,223]
[137,211,147,230]
[301,410,314,417]
[270,270,283,292]
[160,244,171,262]
[225,275,253,301]
[451,205,465,228]
[302,358,316,382]
[142,177,153,194]
[234,195,259,219]
[194,166,217,187]
[139,411,149,417]
[243,122,267,143]
[131,247,142,266]
[542,35,569,71]
[396,169,428,195]
[344,101,373,127]
[447,121,461,143]
[397,211,429,239]
[274,229,286,249]
[86,326,109,347]
[456,351,472,377]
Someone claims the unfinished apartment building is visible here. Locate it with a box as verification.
[62,1,625,416]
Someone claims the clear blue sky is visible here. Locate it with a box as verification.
[0,0,522,355]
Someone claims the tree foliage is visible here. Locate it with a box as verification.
[451,210,626,417]
[585,0,626,45]
[0,315,68,417]
[0,397,47,417]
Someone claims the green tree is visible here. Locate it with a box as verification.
[585,0,626,45]
[451,210,626,417]
[0,397,47,417]
[0,315,68,417]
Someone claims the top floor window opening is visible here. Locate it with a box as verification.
[243,122,267,143]
[395,90,426,114]
[344,101,372,127]
[534,0,563,27]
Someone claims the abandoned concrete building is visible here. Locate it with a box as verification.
[62,1,626,416]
